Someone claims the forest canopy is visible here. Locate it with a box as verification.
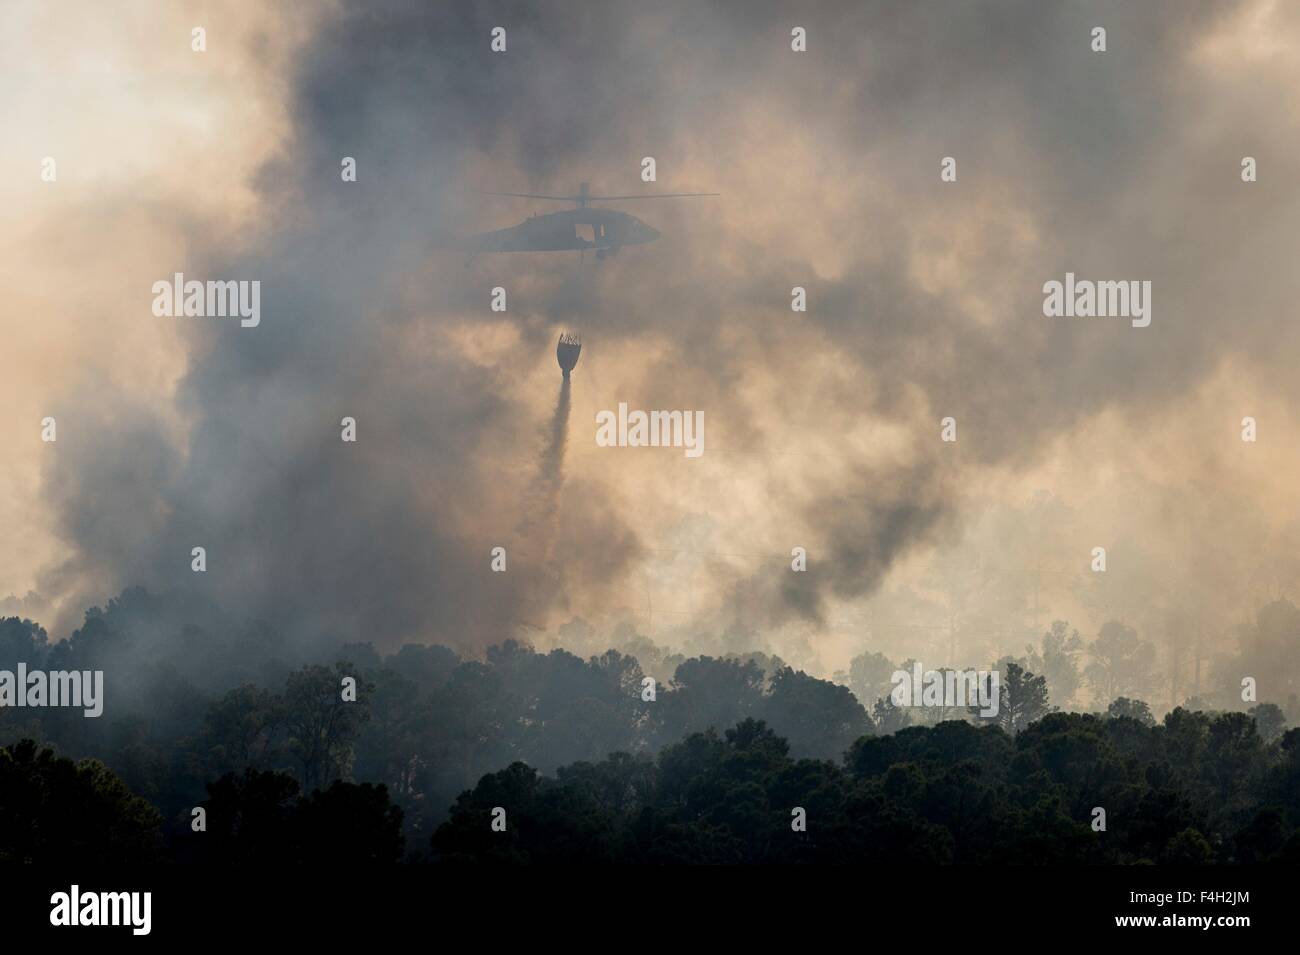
[2,589,1298,864]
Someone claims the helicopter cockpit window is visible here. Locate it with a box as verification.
[575,223,595,244]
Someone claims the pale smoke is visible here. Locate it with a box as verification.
[19,0,1300,677]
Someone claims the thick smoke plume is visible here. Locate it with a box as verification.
[7,0,1300,684]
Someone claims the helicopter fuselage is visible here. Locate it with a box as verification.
[472,207,659,254]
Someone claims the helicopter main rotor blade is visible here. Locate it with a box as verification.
[586,193,720,201]
[480,191,580,202]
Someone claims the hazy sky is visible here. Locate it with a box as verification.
[4,0,1300,681]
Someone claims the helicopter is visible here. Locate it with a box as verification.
[467,182,717,264]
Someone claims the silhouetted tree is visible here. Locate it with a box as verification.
[1085,621,1156,704]
[1249,703,1287,743]
[973,662,1050,734]
[0,739,161,863]
[1107,697,1155,726]
[282,663,373,791]
[847,651,897,709]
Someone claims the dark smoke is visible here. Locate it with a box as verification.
[29,0,1300,675]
